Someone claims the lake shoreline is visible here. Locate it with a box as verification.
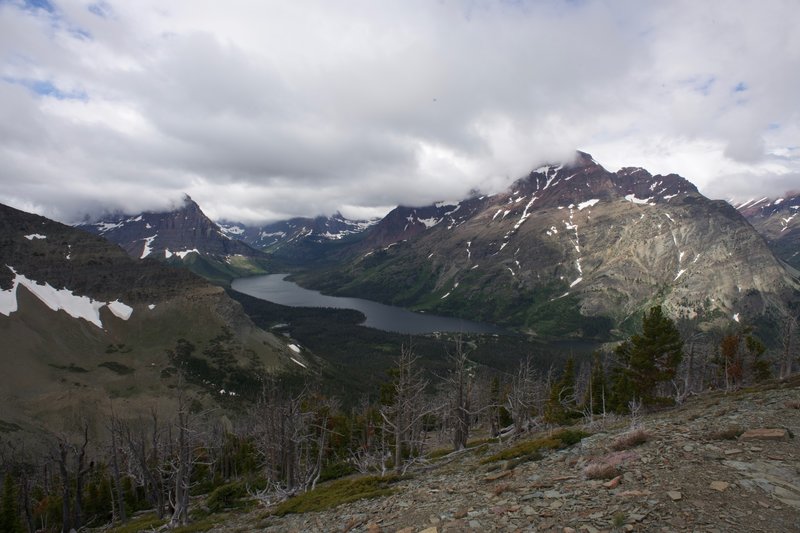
[231,273,502,335]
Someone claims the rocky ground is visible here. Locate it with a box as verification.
[211,381,800,532]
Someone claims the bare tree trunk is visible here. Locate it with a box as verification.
[74,423,90,530]
[109,415,127,524]
[56,441,71,533]
[781,314,797,380]
[448,336,473,451]
[380,344,434,475]
[169,395,191,528]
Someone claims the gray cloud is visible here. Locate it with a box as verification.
[0,0,798,224]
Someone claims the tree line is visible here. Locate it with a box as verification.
[0,306,797,532]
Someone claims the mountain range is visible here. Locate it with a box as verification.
[74,152,799,341]
[291,152,799,337]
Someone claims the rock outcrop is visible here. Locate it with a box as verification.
[213,380,800,532]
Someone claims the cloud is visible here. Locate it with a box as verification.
[0,0,798,224]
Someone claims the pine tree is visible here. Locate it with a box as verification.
[0,473,22,533]
[544,357,576,424]
[613,306,683,406]
[584,352,607,415]
[746,335,770,382]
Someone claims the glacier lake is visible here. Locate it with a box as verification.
[232,274,502,335]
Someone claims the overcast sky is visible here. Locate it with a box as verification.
[1,0,798,224]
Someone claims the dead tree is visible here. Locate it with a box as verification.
[673,332,706,403]
[123,410,165,518]
[380,344,437,474]
[53,440,71,533]
[167,389,193,528]
[48,422,93,533]
[506,356,547,436]
[446,337,475,451]
[780,313,797,380]
[249,381,337,502]
[73,423,91,530]
[107,409,127,525]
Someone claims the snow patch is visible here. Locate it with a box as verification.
[569,277,583,288]
[24,234,46,240]
[140,235,157,259]
[417,217,442,228]
[0,267,133,327]
[288,344,301,353]
[148,304,156,310]
[175,249,200,259]
[733,313,740,323]
[291,357,307,369]
[624,194,654,205]
[513,196,538,231]
[674,269,686,281]
[107,300,134,320]
[94,221,123,233]
[577,199,599,211]
[441,292,451,299]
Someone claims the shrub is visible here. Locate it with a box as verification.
[98,361,135,375]
[480,429,590,464]
[272,475,401,516]
[319,461,357,482]
[709,426,744,440]
[206,482,247,513]
[584,462,620,480]
[611,428,649,451]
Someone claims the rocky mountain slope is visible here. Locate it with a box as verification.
[736,193,800,270]
[0,203,305,441]
[296,153,799,337]
[202,379,800,532]
[77,195,271,284]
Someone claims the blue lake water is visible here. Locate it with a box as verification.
[231,274,501,335]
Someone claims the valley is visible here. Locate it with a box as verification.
[1,153,798,532]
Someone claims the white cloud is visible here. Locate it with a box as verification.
[0,0,798,224]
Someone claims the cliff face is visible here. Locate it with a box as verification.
[297,153,798,336]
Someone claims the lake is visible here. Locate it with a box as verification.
[231,274,501,335]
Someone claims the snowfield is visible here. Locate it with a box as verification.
[0,267,134,327]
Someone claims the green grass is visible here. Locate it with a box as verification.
[107,513,163,533]
[272,475,402,516]
[107,510,231,533]
[480,429,590,464]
